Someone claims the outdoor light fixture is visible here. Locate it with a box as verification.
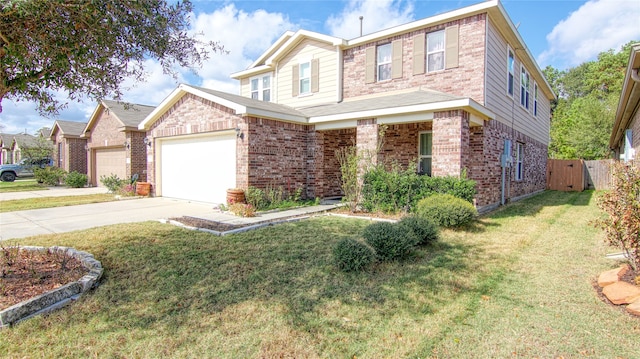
[123,140,130,149]
[143,137,152,148]
[84,144,89,151]
[235,127,244,139]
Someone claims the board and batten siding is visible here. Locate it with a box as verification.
[484,19,550,146]
[276,38,340,108]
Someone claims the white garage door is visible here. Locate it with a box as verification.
[95,148,127,186]
[160,133,236,204]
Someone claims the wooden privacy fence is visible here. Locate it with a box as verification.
[546,159,613,191]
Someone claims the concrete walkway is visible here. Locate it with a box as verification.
[0,186,342,241]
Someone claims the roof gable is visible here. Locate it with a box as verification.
[85,100,155,134]
[50,120,88,138]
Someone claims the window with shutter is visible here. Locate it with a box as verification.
[427,30,445,72]
[365,47,376,84]
[377,43,392,81]
[392,39,403,79]
[445,25,458,69]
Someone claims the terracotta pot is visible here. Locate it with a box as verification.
[136,182,151,196]
[226,188,245,204]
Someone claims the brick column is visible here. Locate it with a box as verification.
[356,119,379,166]
[432,110,470,177]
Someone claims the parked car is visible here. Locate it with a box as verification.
[0,157,53,182]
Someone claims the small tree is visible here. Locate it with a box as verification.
[594,162,640,270]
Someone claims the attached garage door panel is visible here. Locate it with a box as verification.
[160,134,236,203]
[95,148,126,186]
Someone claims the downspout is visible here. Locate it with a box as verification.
[631,67,640,83]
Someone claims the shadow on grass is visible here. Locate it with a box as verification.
[60,218,485,335]
[483,190,595,221]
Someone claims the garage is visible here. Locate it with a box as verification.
[158,132,236,204]
[94,148,127,186]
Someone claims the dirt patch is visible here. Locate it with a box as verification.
[1,248,88,310]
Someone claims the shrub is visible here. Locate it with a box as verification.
[100,174,124,193]
[333,237,376,272]
[245,186,267,210]
[593,162,640,271]
[415,194,478,228]
[398,215,439,245]
[362,164,477,214]
[118,183,136,197]
[228,203,256,217]
[34,167,67,186]
[363,221,417,261]
[65,171,87,188]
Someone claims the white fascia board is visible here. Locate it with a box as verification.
[347,0,497,47]
[82,103,104,136]
[314,120,358,131]
[240,108,308,124]
[249,31,295,68]
[309,99,494,124]
[138,86,187,130]
[377,112,435,125]
[265,30,346,66]
[230,65,273,79]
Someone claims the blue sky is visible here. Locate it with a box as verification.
[1,0,639,135]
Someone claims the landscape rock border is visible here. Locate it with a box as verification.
[0,246,103,328]
[597,264,640,316]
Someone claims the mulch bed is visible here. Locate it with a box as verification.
[1,248,88,310]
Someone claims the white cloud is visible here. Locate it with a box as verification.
[538,0,640,69]
[326,0,415,39]
[189,4,295,94]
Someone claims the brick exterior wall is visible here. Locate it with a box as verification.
[342,14,486,103]
[380,122,432,168]
[317,128,356,197]
[52,134,87,174]
[432,110,470,177]
[86,106,147,185]
[468,120,547,209]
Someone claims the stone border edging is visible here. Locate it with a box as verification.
[0,246,103,328]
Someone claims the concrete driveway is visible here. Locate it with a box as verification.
[0,188,216,240]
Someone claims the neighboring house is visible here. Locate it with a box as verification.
[139,0,554,210]
[50,120,88,174]
[83,100,155,186]
[0,133,12,164]
[9,133,39,164]
[610,43,640,164]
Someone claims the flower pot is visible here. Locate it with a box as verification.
[226,188,245,204]
[136,182,151,196]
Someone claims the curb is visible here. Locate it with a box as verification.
[0,246,103,328]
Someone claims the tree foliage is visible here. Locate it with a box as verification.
[0,0,223,114]
[546,41,636,160]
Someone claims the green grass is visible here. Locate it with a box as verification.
[0,179,46,192]
[0,194,117,212]
[1,190,638,358]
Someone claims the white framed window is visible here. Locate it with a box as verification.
[299,61,311,94]
[520,65,530,109]
[250,74,271,101]
[515,142,524,181]
[377,43,392,81]
[418,131,433,176]
[427,30,445,72]
[507,48,515,96]
[533,82,538,117]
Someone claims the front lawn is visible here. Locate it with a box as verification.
[0,194,118,212]
[1,190,638,357]
[0,179,46,193]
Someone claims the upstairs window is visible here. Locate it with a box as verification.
[533,82,538,116]
[377,43,392,81]
[299,61,311,95]
[250,74,271,101]
[427,30,445,72]
[520,66,530,109]
[418,132,433,176]
[507,48,515,96]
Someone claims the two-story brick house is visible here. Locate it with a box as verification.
[140,0,554,210]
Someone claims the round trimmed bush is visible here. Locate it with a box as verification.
[415,194,478,228]
[362,221,417,261]
[398,215,439,245]
[333,238,376,272]
[65,171,88,188]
